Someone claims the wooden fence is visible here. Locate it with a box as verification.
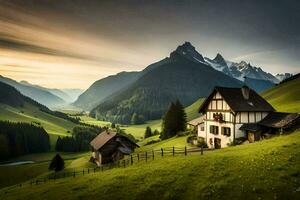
[2,146,207,192]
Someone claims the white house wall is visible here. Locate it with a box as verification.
[197,90,272,149]
[203,120,235,148]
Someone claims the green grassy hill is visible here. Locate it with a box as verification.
[0,103,76,145]
[0,152,88,188]
[262,75,300,112]
[0,81,77,146]
[185,98,204,121]
[1,131,300,200]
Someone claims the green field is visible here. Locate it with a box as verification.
[0,103,77,146]
[0,152,89,188]
[262,76,300,112]
[79,116,112,127]
[80,116,161,139]
[137,135,192,152]
[1,131,300,199]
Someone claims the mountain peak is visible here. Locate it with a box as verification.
[170,42,205,63]
[213,53,227,66]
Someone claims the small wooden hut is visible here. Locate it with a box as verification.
[90,130,139,166]
[240,112,300,142]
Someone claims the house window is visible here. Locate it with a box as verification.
[201,126,204,131]
[210,125,219,135]
[221,127,231,137]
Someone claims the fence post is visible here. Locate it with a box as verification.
[201,146,204,155]
[123,159,126,168]
[131,155,133,165]
[146,152,148,162]
[161,148,164,157]
[94,168,96,173]
[173,146,175,156]
[88,169,90,174]
[185,146,187,156]
[73,171,75,177]
[137,153,140,161]
[83,169,85,175]
[152,150,154,160]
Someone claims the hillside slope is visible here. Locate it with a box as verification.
[244,77,275,93]
[185,98,205,121]
[0,82,77,145]
[2,131,300,200]
[262,74,300,112]
[92,42,242,124]
[0,75,65,108]
[73,71,141,111]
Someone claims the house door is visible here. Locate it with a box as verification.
[214,138,221,149]
[248,132,255,143]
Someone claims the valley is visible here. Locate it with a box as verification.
[0,1,299,199]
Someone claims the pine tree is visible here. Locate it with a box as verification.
[174,100,187,132]
[55,137,62,151]
[144,126,152,138]
[161,100,187,139]
[49,154,65,172]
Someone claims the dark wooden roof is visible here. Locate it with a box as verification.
[239,123,262,132]
[90,130,139,150]
[199,86,275,113]
[259,112,300,128]
[90,130,117,150]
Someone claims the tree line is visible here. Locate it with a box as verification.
[55,125,103,152]
[0,121,50,161]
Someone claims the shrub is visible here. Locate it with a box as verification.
[49,154,65,172]
[197,138,208,148]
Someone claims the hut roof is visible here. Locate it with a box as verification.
[239,123,262,132]
[259,112,300,128]
[199,86,275,113]
[90,130,117,150]
[188,116,204,126]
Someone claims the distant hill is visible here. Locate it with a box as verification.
[20,80,72,103]
[0,81,78,145]
[19,81,83,103]
[244,77,275,93]
[61,88,84,102]
[262,73,300,113]
[73,71,141,111]
[91,42,242,124]
[0,75,65,108]
[275,73,293,82]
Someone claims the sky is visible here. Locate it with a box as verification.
[0,0,299,89]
